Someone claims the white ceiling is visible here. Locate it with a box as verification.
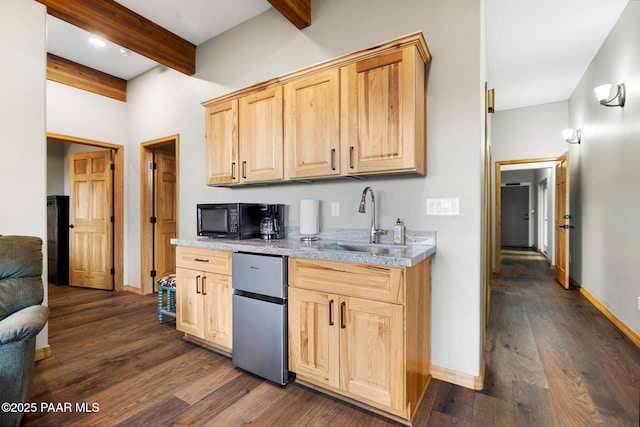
[46,0,272,80]
[486,0,629,111]
[45,0,630,110]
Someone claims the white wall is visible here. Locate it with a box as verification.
[47,81,128,144]
[126,0,485,378]
[492,101,569,162]
[568,1,640,335]
[0,0,48,349]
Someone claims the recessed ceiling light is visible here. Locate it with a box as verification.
[89,38,106,47]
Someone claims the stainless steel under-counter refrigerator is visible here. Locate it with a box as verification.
[231,252,290,386]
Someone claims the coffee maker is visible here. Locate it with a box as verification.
[259,204,285,239]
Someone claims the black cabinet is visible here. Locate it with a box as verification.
[47,195,69,286]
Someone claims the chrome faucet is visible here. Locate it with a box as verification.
[358,186,385,244]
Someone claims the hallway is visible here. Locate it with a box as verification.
[481,248,640,426]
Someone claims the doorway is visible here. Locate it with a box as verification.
[140,135,179,295]
[494,157,566,275]
[46,133,124,291]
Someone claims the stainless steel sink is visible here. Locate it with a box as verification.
[320,243,406,256]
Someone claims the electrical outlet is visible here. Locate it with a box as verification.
[637,297,640,311]
[331,202,340,217]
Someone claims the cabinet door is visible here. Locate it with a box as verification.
[341,46,425,175]
[205,100,239,185]
[176,267,204,337]
[284,69,340,178]
[288,288,339,388]
[239,86,284,182]
[202,274,233,350]
[341,297,405,412]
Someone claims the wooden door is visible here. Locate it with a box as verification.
[154,150,176,282]
[69,150,113,290]
[341,296,404,412]
[239,86,284,182]
[284,69,340,178]
[288,288,339,388]
[341,45,425,174]
[205,100,239,185]
[176,267,204,337]
[555,155,570,288]
[202,274,233,349]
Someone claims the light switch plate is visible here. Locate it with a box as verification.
[427,198,460,216]
[331,202,340,217]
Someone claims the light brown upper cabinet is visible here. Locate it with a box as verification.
[205,87,284,185]
[205,99,239,185]
[239,86,284,183]
[341,45,426,175]
[284,69,341,179]
[202,33,430,186]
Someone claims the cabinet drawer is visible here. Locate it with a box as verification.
[176,246,232,275]
[288,258,404,304]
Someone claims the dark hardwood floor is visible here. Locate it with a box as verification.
[23,250,640,426]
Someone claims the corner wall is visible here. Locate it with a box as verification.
[0,0,48,349]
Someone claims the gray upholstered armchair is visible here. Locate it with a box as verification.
[0,236,50,426]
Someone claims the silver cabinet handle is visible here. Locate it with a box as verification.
[330,148,336,171]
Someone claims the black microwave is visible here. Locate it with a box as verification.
[197,203,284,239]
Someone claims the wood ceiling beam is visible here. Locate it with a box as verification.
[47,53,127,102]
[36,0,196,75]
[268,0,311,29]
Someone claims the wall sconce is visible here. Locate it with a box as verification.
[593,83,626,107]
[563,128,581,144]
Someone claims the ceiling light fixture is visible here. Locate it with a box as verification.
[120,48,131,57]
[89,38,106,47]
[593,83,625,107]
[562,128,581,144]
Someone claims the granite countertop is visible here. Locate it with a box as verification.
[171,228,436,267]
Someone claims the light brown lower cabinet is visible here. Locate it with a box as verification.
[175,247,233,353]
[288,257,431,424]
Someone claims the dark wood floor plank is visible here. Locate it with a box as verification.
[512,381,561,427]
[472,392,516,426]
[427,410,472,427]
[432,380,475,422]
[504,296,549,390]
[166,374,265,426]
[482,295,514,401]
[527,310,605,426]
[114,396,190,427]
